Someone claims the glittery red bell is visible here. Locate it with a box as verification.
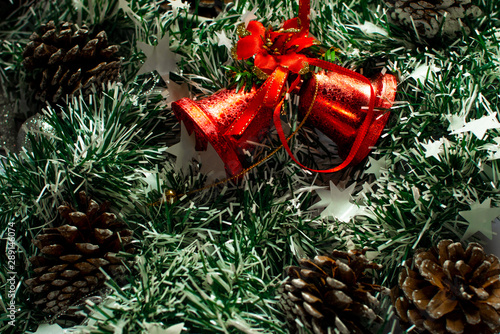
[172,87,274,176]
[298,71,397,165]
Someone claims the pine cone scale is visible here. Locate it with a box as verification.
[412,285,436,310]
[483,294,500,309]
[51,279,69,287]
[445,312,464,334]
[447,242,465,262]
[32,284,49,293]
[456,260,472,277]
[42,29,56,43]
[48,264,68,272]
[408,308,425,329]
[473,261,492,280]
[40,272,58,281]
[484,275,500,288]
[426,289,457,319]
[81,39,98,57]
[41,244,65,256]
[62,286,77,293]
[462,303,481,325]
[325,290,352,309]
[47,290,61,300]
[303,301,323,319]
[61,270,79,278]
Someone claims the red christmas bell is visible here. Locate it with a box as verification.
[172,87,276,176]
[298,71,397,165]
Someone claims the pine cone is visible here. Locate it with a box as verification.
[280,248,389,334]
[25,191,135,323]
[162,0,228,17]
[393,239,500,334]
[187,0,223,17]
[384,0,482,39]
[22,20,121,103]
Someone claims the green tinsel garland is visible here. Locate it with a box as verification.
[0,0,499,333]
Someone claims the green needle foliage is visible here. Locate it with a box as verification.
[1,0,500,333]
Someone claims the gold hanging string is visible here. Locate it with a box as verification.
[149,78,319,206]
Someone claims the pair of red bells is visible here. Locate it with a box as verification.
[172,69,397,176]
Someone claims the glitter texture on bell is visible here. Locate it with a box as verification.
[298,71,397,165]
[172,87,274,176]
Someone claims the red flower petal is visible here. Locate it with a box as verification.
[247,21,266,36]
[276,53,308,73]
[255,52,279,74]
[236,35,263,59]
[285,36,316,53]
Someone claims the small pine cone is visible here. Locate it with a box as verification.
[393,240,500,334]
[162,0,228,17]
[25,191,135,323]
[22,20,121,103]
[280,248,389,334]
[187,0,223,17]
[384,0,482,39]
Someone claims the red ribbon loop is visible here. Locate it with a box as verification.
[274,58,376,173]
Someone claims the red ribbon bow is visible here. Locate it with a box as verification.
[227,0,376,173]
[236,13,315,75]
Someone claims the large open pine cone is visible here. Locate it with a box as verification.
[25,191,135,322]
[22,20,120,103]
[393,239,500,334]
[280,248,389,334]
[384,0,482,39]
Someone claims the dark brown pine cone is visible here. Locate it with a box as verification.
[161,0,229,17]
[22,20,120,103]
[280,248,389,334]
[384,0,482,39]
[393,239,500,334]
[25,191,135,325]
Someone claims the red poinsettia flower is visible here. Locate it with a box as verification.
[236,19,317,75]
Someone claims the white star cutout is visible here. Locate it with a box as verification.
[446,114,466,132]
[241,8,257,27]
[460,198,500,240]
[365,156,388,178]
[310,181,362,222]
[421,138,444,161]
[161,81,190,109]
[137,33,178,83]
[349,22,388,36]
[215,30,233,51]
[166,122,198,173]
[168,0,190,14]
[144,322,184,334]
[360,182,374,196]
[198,143,227,183]
[451,113,500,139]
[29,324,65,334]
[481,137,500,160]
[118,0,141,26]
[408,63,440,83]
